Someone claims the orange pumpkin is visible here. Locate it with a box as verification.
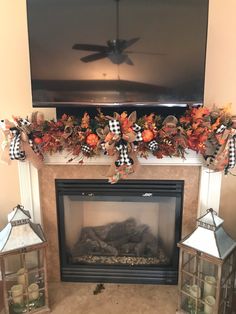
[86,133,99,147]
[142,130,154,142]
[34,137,43,144]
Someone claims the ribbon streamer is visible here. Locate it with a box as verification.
[132,123,143,143]
[207,129,236,173]
[0,118,43,168]
[225,135,236,172]
[115,141,134,167]
[9,127,26,160]
[109,120,121,135]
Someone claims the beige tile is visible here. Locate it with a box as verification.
[48,282,178,314]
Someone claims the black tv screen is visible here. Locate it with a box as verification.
[26,0,209,108]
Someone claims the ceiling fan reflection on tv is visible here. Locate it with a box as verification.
[72,0,165,65]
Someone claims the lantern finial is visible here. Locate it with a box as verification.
[197,208,223,231]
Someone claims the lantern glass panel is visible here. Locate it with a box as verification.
[4,254,22,275]
[180,292,190,312]
[25,249,43,270]
[180,292,205,313]
[181,272,195,293]
[219,254,236,314]
[183,251,196,275]
[29,268,45,289]
[221,252,235,285]
[219,302,225,314]
[199,258,218,281]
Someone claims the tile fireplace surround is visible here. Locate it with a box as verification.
[18,151,222,282]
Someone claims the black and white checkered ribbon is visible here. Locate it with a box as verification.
[115,141,133,167]
[9,128,26,160]
[225,135,236,172]
[207,143,221,165]
[148,140,158,151]
[109,120,121,135]
[216,124,227,134]
[9,118,42,160]
[20,118,42,155]
[18,118,31,128]
[82,144,91,154]
[132,123,143,142]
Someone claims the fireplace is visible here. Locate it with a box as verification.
[56,179,183,284]
[17,152,222,283]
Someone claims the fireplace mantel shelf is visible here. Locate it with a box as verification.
[43,149,203,166]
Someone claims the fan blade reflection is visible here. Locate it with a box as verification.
[125,56,134,65]
[72,43,109,52]
[126,51,166,56]
[80,52,108,63]
[123,37,140,49]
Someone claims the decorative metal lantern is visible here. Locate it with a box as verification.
[0,205,50,314]
[177,208,236,314]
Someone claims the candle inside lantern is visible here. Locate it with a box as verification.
[17,268,28,287]
[28,283,39,301]
[204,295,216,314]
[11,284,24,304]
[189,284,201,298]
[204,276,216,297]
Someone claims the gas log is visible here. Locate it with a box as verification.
[72,218,158,257]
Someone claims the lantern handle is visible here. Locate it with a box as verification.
[206,208,218,216]
[16,204,24,210]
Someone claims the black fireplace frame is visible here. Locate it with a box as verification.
[55,179,184,284]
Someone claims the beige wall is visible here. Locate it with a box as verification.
[0,0,32,228]
[204,0,236,109]
[204,0,236,240]
[0,1,236,237]
[0,1,54,228]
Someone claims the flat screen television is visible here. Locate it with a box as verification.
[26,0,209,110]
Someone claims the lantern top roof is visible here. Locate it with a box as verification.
[180,208,236,259]
[8,204,31,223]
[197,208,224,230]
[0,204,46,254]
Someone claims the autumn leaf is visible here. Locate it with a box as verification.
[186,129,193,136]
[81,112,90,129]
[210,117,220,131]
[191,107,210,120]
[105,132,114,142]
[120,112,128,122]
[128,111,137,124]
[198,134,208,143]
[179,116,191,124]
[145,113,155,123]
[121,118,133,132]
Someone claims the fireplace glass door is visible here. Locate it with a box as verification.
[56,179,183,284]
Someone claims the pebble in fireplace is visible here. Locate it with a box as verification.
[56,179,183,284]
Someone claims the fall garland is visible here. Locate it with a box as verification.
[0,106,236,183]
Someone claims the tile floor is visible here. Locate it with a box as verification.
[48,282,178,314]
